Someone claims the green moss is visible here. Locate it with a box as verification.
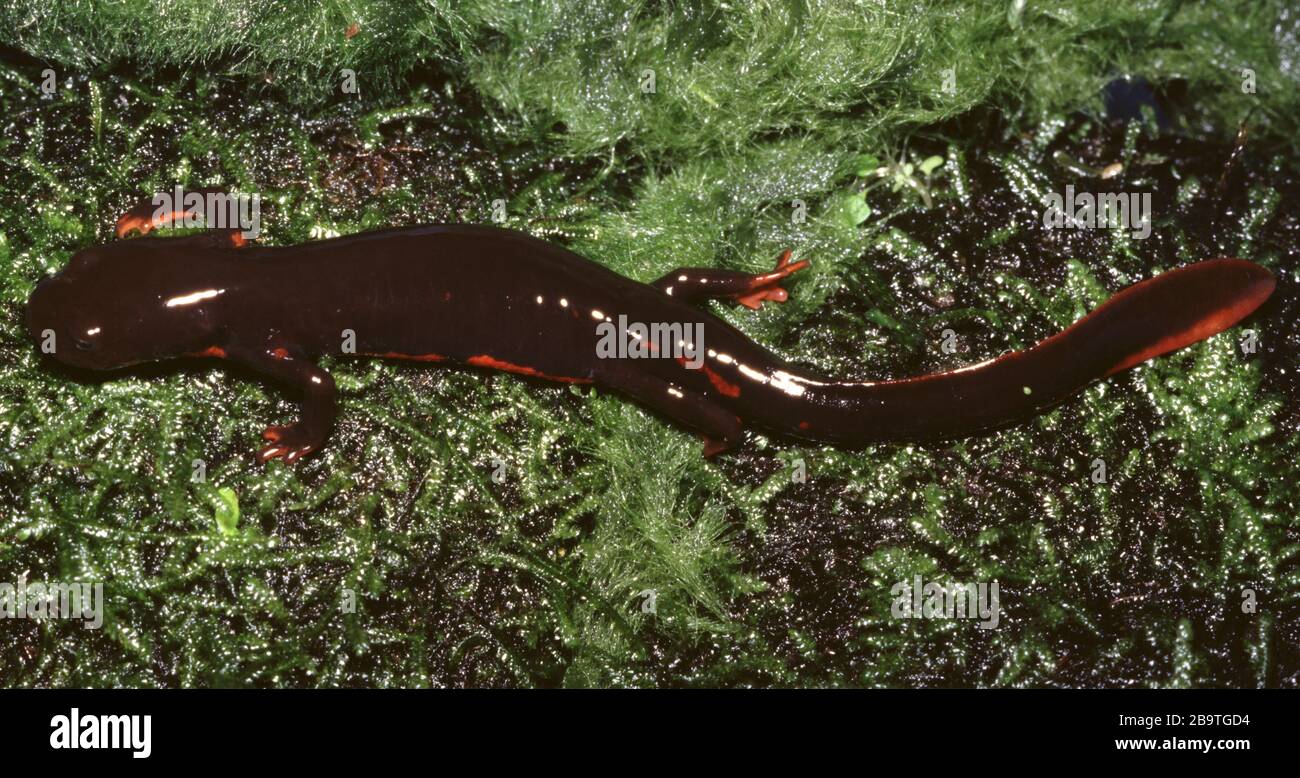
[1,1,1297,687]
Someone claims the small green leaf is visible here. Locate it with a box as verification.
[213,487,240,536]
[836,191,872,227]
[919,155,945,175]
[852,153,881,177]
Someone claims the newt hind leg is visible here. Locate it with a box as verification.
[115,186,250,248]
[652,249,809,310]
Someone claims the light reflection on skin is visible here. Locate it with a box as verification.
[706,335,1000,395]
[716,358,1001,397]
[164,288,224,308]
[701,346,810,398]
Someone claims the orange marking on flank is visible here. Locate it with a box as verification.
[271,347,291,359]
[674,354,740,397]
[798,421,811,431]
[187,346,226,359]
[702,364,741,398]
[467,354,591,384]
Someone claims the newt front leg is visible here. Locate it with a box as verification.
[222,345,337,463]
[653,249,810,309]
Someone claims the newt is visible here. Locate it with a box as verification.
[25,204,1275,463]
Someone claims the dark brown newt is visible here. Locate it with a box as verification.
[25,210,1275,463]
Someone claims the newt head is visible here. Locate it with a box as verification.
[27,239,226,371]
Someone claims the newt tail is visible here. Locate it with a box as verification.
[727,258,1274,444]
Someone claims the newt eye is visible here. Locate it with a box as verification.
[73,337,95,351]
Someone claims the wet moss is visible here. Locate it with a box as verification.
[0,1,1297,687]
